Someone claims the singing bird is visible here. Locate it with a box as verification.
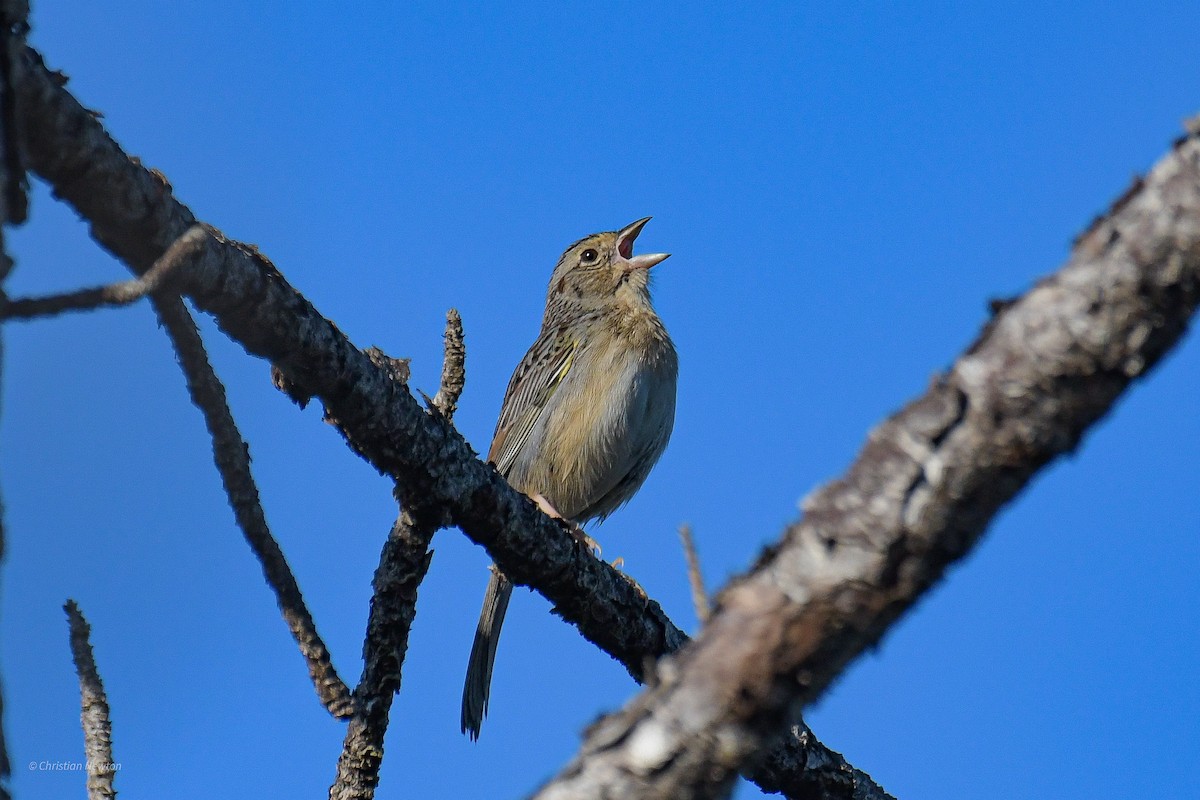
[461,217,678,739]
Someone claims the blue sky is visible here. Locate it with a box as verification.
[3,3,1198,798]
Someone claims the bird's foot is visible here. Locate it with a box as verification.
[532,493,601,556]
[570,526,602,557]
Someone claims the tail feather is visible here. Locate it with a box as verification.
[461,568,513,739]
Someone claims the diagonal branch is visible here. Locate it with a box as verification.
[63,600,117,800]
[530,123,1200,799]
[13,43,891,799]
[13,41,688,681]
[148,263,353,718]
[330,314,467,800]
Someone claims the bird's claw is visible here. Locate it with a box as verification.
[569,526,601,557]
[531,492,602,557]
[607,556,647,603]
[618,570,649,605]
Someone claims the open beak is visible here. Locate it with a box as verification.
[616,217,670,271]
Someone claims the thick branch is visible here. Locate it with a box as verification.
[13,43,888,798]
[531,126,1200,798]
[63,601,117,800]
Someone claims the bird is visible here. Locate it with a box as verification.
[461,217,678,739]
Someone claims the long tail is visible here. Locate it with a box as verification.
[461,567,513,739]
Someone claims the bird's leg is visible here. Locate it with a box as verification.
[531,493,601,555]
[529,494,643,603]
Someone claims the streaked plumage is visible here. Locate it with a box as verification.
[461,218,678,739]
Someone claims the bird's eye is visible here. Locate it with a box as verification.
[580,248,599,263]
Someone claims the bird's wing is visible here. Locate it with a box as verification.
[488,332,578,476]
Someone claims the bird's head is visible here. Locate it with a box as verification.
[546,217,670,312]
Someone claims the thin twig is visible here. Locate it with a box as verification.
[148,262,353,718]
[676,524,710,624]
[0,225,201,320]
[431,308,464,417]
[331,333,464,800]
[63,601,117,800]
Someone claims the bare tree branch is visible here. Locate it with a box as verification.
[0,0,28,233]
[147,263,354,718]
[63,601,117,800]
[0,227,195,319]
[431,308,465,418]
[12,41,687,681]
[677,524,710,624]
[331,504,439,800]
[11,42,891,798]
[530,125,1200,799]
[0,5,30,797]
[331,336,459,800]
[751,723,896,800]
